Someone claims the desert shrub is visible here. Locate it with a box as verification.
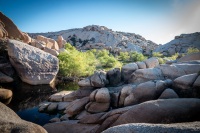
[187,47,200,54]
[58,43,97,77]
[118,52,130,62]
[130,51,147,62]
[152,52,163,58]
[91,49,122,69]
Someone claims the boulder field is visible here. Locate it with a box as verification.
[40,54,200,133]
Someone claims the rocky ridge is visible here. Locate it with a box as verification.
[29,25,158,55]
[154,32,200,56]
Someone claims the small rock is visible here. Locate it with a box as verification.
[49,117,60,123]
[159,88,179,99]
[47,103,58,113]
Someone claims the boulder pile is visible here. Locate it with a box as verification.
[40,53,200,133]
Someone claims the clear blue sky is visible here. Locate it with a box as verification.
[0,0,199,44]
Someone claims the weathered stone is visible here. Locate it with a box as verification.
[0,102,47,133]
[78,77,91,87]
[49,117,60,123]
[107,68,121,86]
[22,32,31,44]
[94,88,110,103]
[173,73,198,90]
[0,12,25,40]
[65,97,89,117]
[44,47,59,57]
[136,61,146,69]
[47,103,58,113]
[0,71,13,83]
[57,102,70,111]
[159,88,179,99]
[38,102,50,112]
[110,92,120,108]
[79,113,105,124]
[0,88,12,104]
[57,35,66,49]
[178,52,200,62]
[126,81,157,106]
[111,99,200,127]
[129,68,164,84]
[119,85,136,107]
[7,39,59,85]
[60,114,69,121]
[144,57,159,68]
[121,63,138,82]
[75,110,91,120]
[49,91,73,102]
[103,122,200,133]
[90,71,108,87]
[43,121,99,133]
[193,75,200,88]
[85,102,110,113]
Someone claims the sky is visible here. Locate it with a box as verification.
[0,0,200,44]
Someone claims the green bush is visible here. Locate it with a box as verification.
[130,51,147,62]
[58,43,97,77]
[152,52,163,58]
[90,49,122,69]
[187,47,200,54]
[118,52,130,62]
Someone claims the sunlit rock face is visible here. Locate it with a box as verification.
[7,39,59,85]
[29,25,158,55]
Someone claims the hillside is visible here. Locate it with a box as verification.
[29,25,158,55]
[154,32,200,56]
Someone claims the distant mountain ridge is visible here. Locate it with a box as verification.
[29,25,158,55]
[154,32,200,56]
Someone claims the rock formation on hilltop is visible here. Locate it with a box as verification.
[29,25,158,55]
[154,32,200,56]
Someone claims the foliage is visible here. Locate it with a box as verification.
[129,51,147,62]
[187,47,200,54]
[152,52,163,58]
[58,43,97,77]
[90,49,122,69]
[118,52,130,62]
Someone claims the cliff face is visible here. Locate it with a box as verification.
[29,25,158,55]
[154,32,200,56]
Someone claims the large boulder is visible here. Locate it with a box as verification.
[90,71,109,87]
[106,68,121,86]
[121,63,138,82]
[158,88,179,99]
[144,57,159,68]
[178,52,200,62]
[57,35,66,49]
[7,39,59,85]
[111,99,200,127]
[86,88,110,113]
[129,68,164,84]
[103,122,200,133]
[173,73,200,98]
[43,120,99,133]
[65,97,89,117]
[0,102,47,133]
[0,12,25,40]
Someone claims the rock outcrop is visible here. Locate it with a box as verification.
[0,102,47,133]
[29,25,158,55]
[154,32,200,56]
[7,39,59,85]
[129,61,200,84]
